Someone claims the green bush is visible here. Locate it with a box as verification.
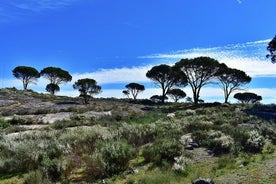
[246,130,265,153]
[0,131,63,179]
[172,155,191,176]
[142,137,182,165]
[0,119,9,128]
[207,131,234,154]
[262,140,275,154]
[99,140,136,176]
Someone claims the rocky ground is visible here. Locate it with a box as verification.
[0,88,145,126]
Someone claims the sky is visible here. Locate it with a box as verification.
[0,0,276,103]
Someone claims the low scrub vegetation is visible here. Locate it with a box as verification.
[0,95,275,183]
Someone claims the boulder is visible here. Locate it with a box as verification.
[189,141,199,148]
[192,178,214,184]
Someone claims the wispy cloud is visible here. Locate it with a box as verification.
[140,39,276,78]
[72,66,152,84]
[236,0,243,4]
[0,0,80,22]
[10,0,78,12]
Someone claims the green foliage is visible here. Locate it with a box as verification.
[125,82,145,100]
[207,131,234,154]
[173,156,192,176]
[262,140,275,154]
[246,130,266,152]
[73,78,102,104]
[167,88,186,102]
[217,63,251,103]
[234,92,262,104]
[0,119,9,128]
[266,35,276,63]
[46,83,60,95]
[216,154,236,170]
[0,101,275,183]
[173,56,221,104]
[40,67,72,95]
[142,137,182,165]
[23,170,50,184]
[137,174,172,184]
[146,64,185,103]
[99,140,136,176]
[12,66,40,90]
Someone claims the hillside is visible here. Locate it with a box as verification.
[0,88,275,184]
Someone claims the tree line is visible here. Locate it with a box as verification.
[12,66,101,104]
[11,58,259,105]
[10,36,276,105]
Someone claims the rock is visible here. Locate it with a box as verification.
[189,141,199,148]
[180,134,199,149]
[192,178,214,184]
[185,145,194,150]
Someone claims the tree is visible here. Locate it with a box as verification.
[146,64,186,104]
[173,57,221,104]
[46,83,60,95]
[267,35,276,63]
[122,90,130,99]
[73,78,101,104]
[125,83,145,100]
[40,67,72,95]
[167,88,186,102]
[150,95,168,103]
[12,66,40,90]
[217,64,251,103]
[234,92,262,104]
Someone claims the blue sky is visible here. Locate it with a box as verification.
[0,0,276,103]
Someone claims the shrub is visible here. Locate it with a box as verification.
[192,130,209,146]
[262,140,275,154]
[99,140,136,176]
[83,151,106,179]
[142,138,182,165]
[0,131,64,178]
[9,116,30,125]
[173,156,191,176]
[208,131,234,154]
[0,119,9,128]
[246,130,265,153]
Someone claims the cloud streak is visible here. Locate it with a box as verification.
[72,66,152,84]
[236,0,242,4]
[141,39,276,78]
[0,0,80,22]
[10,0,78,12]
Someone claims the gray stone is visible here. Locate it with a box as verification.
[192,178,214,184]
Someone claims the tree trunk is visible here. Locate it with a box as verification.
[23,82,28,90]
[161,85,166,104]
[224,94,229,103]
